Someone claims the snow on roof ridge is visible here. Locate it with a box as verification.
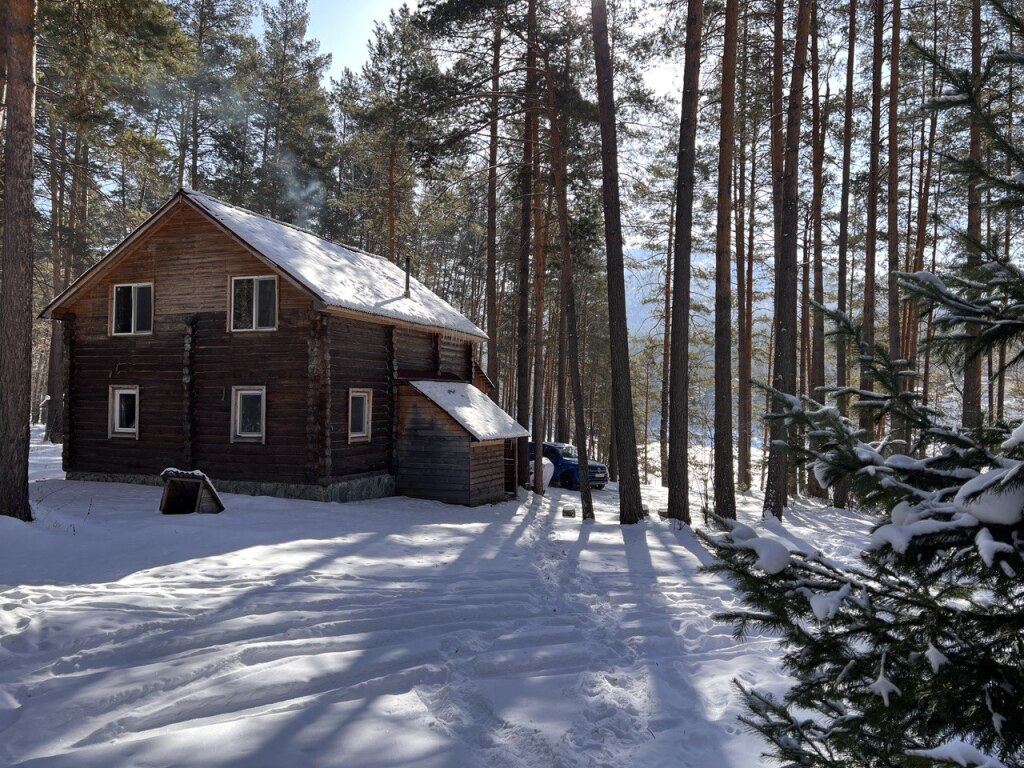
[182,188,380,261]
[181,188,487,340]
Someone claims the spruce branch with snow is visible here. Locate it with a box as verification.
[702,311,1023,765]
[755,306,995,514]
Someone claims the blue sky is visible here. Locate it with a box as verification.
[305,0,409,81]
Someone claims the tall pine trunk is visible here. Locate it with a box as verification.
[807,1,827,498]
[0,0,36,522]
[736,14,752,493]
[659,194,673,488]
[485,15,501,402]
[888,0,905,450]
[859,0,885,435]
[834,0,857,509]
[763,0,812,520]
[45,117,65,444]
[713,0,738,518]
[591,0,644,525]
[515,0,538,488]
[962,0,983,431]
[544,53,593,518]
[668,0,704,525]
[530,48,546,495]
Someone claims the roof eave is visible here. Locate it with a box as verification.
[321,304,487,344]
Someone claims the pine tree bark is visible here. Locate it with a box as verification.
[770,0,784,250]
[543,51,594,519]
[591,0,644,524]
[963,0,983,431]
[888,0,906,449]
[45,117,65,444]
[486,15,501,403]
[744,104,756,494]
[808,1,827,498]
[713,0,738,518]
[0,0,7,140]
[763,0,812,520]
[859,0,884,435]
[0,0,36,522]
[736,14,751,493]
[667,0,704,525]
[833,0,857,509]
[556,309,570,443]
[387,146,398,265]
[530,48,545,495]
[515,0,538,488]
[659,195,673,488]
[906,0,940,411]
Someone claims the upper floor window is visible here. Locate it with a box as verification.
[112,283,153,335]
[109,385,139,439]
[231,276,277,331]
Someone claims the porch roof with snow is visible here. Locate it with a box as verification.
[408,380,529,442]
[41,188,488,342]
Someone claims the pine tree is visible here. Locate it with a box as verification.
[702,302,1023,766]
[251,0,333,225]
[0,0,36,522]
[699,11,1024,760]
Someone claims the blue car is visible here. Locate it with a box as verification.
[528,442,609,491]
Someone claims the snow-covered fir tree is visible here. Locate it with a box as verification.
[702,304,1023,765]
[700,6,1024,758]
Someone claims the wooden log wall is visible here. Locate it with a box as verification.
[394,327,436,378]
[468,441,507,505]
[327,315,391,476]
[61,316,76,472]
[394,327,474,382]
[63,203,312,483]
[306,312,331,484]
[59,199,485,492]
[439,336,472,380]
[182,316,196,469]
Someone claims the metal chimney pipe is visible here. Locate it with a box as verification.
[404,253,411,298]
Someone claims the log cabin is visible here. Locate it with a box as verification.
[40,188,528,506]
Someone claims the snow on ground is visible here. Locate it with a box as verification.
[0,430,875,767]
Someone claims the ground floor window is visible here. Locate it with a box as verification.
[349,388,372,443]
[109,385,139,438]
[231,386,266,443]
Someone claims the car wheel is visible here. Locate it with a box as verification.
[593,484,605,490]
[561,471,577,491]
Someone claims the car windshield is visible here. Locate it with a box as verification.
[559,445,579,459]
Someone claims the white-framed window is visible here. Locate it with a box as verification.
[231,386,266,443]
[348,388,372,443]
[109,385,140,439]
[231,276,277,331]
[112,283,153,335]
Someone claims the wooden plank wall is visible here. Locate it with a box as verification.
[396,385,471,504]
[396,384,506,506]
[468,441,507,505]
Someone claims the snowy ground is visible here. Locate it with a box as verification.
[0,429,874,767]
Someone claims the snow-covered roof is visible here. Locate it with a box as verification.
[409,380,529,441]
[40,188,487,341]
[183,190,486,340]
